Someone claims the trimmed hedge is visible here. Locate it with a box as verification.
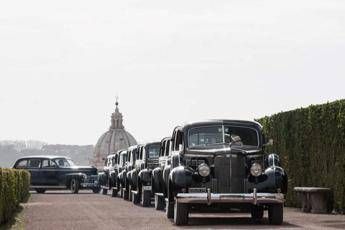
[258,99,345,212]
[0,168,30,225]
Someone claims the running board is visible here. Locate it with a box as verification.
[30,186,66,189]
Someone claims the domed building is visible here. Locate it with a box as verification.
[91,100,137,168]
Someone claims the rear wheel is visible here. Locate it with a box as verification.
[174,201,189,225]
[102,187,108,195]
[268,204,283,225]
[70,178,80,194]
[35,188,46,194]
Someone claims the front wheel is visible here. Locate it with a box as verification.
[166,182,174,219]
[174,202,189,225]
[141,189,151,207]
[70,178,80,194]
[268,204,283,225]
[251,205,264,221]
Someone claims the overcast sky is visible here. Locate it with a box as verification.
[0,0,344,145]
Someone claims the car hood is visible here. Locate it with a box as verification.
[69,166,98,175]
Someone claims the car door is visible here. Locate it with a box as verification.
[40,159,59,185]
[26,158,42,185]
[53,158,73,186]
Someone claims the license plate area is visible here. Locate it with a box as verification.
[189,187,207,193]
[143,186,152,191]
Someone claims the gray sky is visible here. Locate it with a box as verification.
[1,0,344,145]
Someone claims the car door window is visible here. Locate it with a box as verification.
[16,159,28,169]
[42,159,49,168]
[28,159,41,168]
[42,159,57,168]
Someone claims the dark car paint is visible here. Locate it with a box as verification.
[13,156,98,188]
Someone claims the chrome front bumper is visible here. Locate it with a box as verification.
[176,188,284,205]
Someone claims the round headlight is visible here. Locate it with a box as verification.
[250,163,262,177]
[198,163,210,177]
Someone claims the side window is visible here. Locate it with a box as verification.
[174,130,183,151]
[160,141,164,157]
[42,160,57,168]
[166,140,171,156]
[42,159,49,168]
[16,159,28,169]
[28,159,41,168]
[142,147,146,161]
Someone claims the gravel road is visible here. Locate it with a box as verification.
[22,190,345,230]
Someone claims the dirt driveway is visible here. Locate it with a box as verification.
[22,190,345,230]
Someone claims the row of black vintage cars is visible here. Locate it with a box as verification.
[14,120,288,225]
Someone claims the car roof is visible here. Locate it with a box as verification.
[180,119,262,131]
[16,155,71,160]
[144,141,161,147]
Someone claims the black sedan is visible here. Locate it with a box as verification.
[13,155,100,194]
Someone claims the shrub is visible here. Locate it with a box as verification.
[0,168,30,225]
[258,99,345,212]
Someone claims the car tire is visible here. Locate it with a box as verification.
[102,188,108,195]
[155,194,165,211]
[251,205,264,221]
[268,204,283,225]
[35,188,46,194]
[92,187,101,194]
[166,182,174,219]
[70,178,80,194]
[142,189,151,207]
[123,182,129,200]
[174,201,189,225]
[111,188,118,197]
[128,185,133,201]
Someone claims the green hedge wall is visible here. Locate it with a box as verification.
[258,99,345,211]
[0,168,30,225]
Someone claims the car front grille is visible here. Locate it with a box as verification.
[213,154,246,193]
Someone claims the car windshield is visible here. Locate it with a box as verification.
[53,158,75,168]
[146,144,160,159]
[188,125,258,148]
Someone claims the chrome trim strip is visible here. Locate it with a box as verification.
[176,192,284,205]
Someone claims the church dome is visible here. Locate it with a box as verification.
[91,100,137,168]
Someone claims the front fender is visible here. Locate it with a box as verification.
[65,173,85,186]
[248,166,288,194]
[169,166,193,188]
[138,169,152,185]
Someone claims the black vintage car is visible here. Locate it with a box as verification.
[164,120,288,225]
[129,142,160,207]
[98,149,128,197]
[13,155,100,194]
[152,137,173,210]
[118,145,139,200]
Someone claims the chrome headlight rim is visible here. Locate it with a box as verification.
[250,163,262,177]
[198,163,210,177]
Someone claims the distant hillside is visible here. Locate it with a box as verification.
[0,140,93,168]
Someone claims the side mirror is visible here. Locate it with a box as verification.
[264,139,274,146]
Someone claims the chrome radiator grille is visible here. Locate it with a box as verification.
[214,154,246,193]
